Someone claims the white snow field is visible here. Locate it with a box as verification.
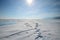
[0,19,60,40]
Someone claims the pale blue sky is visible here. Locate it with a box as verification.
[0,0,60,19]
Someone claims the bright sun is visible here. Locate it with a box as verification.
[26,0,33,6]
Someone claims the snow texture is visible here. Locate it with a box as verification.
[0,19,60,40]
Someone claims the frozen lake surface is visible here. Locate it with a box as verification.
[0,20,16,26]
[0,19,60,40]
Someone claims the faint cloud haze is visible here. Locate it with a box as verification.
[0,0,60,19]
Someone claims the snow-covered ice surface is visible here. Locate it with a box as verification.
[0,19,60,40]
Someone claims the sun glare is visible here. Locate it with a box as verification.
[26,0,33,6]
